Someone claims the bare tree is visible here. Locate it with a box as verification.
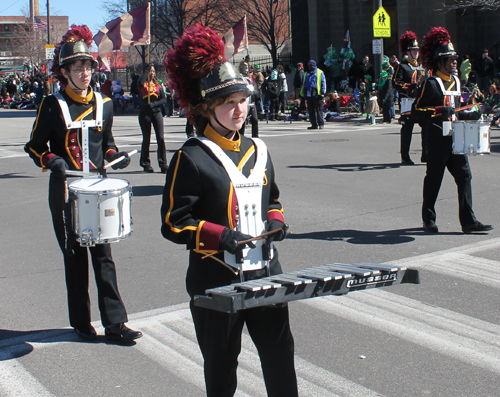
[229,0,290,66]
[440,0,500,11]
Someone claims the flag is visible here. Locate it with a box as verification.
[222,16,248,60]
[93,3,150,72]
[34,16,47,31]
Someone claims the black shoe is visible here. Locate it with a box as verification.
[423,221,439,233]
[74,325,97,341]
[143,165,154,173]
[462,222,493,234]
[308,126,318,130]
[105,323,143,342]
[319,125,324,129]
[160,166,168,174]
[401,159,415,165]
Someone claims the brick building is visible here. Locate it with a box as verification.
[0,15,68,75]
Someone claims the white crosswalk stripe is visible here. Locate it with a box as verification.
[1,240,500,395]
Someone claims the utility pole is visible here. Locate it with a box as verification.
[373,0,383,80]
[47,0,50,44]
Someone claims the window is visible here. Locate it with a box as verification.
[4,25,9,31]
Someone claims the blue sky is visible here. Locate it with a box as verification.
[1,0,116,34]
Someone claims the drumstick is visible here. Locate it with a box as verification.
[104,149,138,169]
[208,255,239,275]
[201,228,290,260]
[454,103,482,112]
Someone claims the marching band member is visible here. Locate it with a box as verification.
[161,24,297,396]
[138,63,168,173]
[413,27,492,234]
[394,31,428,165]
[24,25,142,342]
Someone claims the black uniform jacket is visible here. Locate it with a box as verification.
[139,71,166,112]
[161,124,285,296]
[413,71,461,151]
[25,86,118,170]
[394,57,427,98]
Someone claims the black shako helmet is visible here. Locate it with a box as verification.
[57,40,98,75]
[200,61,250,100]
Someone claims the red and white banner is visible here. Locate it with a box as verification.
[93,3,150,72]
[222,15,248,60]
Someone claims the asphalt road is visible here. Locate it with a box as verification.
[1,109,500,396]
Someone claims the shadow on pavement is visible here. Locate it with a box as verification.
[0,110,37,118]
[132,185,164,196]
[0,328,137,360]
[288,228,463,245]
[0,172,34,179]
[288,162,425,172]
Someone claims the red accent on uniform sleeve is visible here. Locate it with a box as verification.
[267,210,284,223]
[199,222,226,251]
[41,152,56,168]
[105,149,117,162]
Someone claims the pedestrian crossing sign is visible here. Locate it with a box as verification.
[373,6,391,38]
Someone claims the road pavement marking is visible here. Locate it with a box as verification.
[0,358,54,397]
[304,289,500,374]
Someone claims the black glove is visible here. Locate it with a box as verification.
[265,219,289,244]
[457,109,481,121]
[434,106,455,121]
[46,156,68,179]
[219,228,256,255]
[149,102,157,110]
[407,83,417,96]
[108,151,130,170]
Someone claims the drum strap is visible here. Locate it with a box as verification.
[196,137,269,272]
[55,92,104,175]
[433,76,461,108]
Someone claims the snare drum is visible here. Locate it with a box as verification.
[69,178,132,246]
[400,97,415,114]
[452,121,491,155]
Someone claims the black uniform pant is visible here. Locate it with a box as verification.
[48,175,128,329]
[190,301,298,397]
[139,108,167,168]
[422,151,477,227]
[239,104,259,138]
[400,114,427,162]
[307,96,324,128]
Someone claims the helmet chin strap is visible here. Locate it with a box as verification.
[67,73,86,92]
[210,109,235,138]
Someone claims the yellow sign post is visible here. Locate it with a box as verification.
[373,6,391,38]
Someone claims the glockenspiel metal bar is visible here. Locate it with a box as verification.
[270,275,313,286]
[323,263,379,277]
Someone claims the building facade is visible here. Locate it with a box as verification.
[292,0,500,70]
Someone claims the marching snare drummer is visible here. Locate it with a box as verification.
[413,27,492,234]
[394,31,428,165]
[24,25,142,342]
[161,24,297,396]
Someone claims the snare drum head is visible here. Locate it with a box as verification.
[69,178,130,193]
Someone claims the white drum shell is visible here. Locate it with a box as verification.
[452,121,490,155]
[69,178,132,246]
[400,98,415,114]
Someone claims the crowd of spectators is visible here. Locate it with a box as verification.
[1,73,50,110]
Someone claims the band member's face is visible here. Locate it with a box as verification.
[409,49,419,60]
[62,59,93,90]
[150,66,156,78]
[212,91,248,134]
[446,57,458,73]
[363,56,369,64]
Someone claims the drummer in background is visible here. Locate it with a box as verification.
[413,27,492,234]
[161,24,297,396]
[24,25,142,342]
[394,31,428,165]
